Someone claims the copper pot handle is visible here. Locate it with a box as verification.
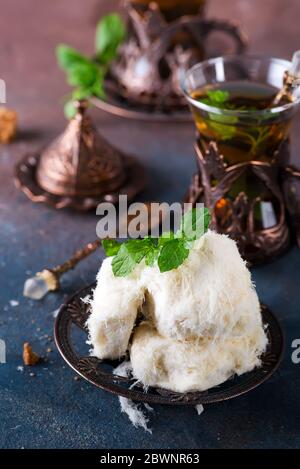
[200,19,248,55]
[148,17,248,62]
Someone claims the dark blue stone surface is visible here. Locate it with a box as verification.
[1,0,300,449]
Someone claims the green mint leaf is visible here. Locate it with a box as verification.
[108,208,211,277]
[158,239,189,273]
[205,112,239,141]
[158,231,174,247]
[71,75,105,101]
[66,62,99,88]
[208,120,237,140]
[112,238,155,277]
[206,89,230,105]
[64,100,77,119]
[200,90,231,109]
[112,244,138,277]
[179,207,211,241]
[91,77,106,99]
[125,238,156,262]
[102,239,121,257]
[95,13,126,64]
[145,246,159,267]
[56,44,90,70]
[64,88,92,119]
[72,88,92,100]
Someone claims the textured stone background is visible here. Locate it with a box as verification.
[0,0,300,449]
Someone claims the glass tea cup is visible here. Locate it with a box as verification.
[181,55,300,236]
[182,56,300,165]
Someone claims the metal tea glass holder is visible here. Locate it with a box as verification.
[182,56,300,264]
[185,139,300,264]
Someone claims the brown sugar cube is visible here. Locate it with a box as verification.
[0,107,17,143]
[23,342,40,366]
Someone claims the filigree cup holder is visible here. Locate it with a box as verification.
[186,139,300,264]
[93,0,247,118]
[182,56,300,264]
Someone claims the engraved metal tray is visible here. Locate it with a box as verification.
[91,85,192,123]
[15,153,146,211]
[54,283,284,405]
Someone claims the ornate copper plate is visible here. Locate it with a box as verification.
[54,283,284,405]
[15,153,146,211]
[91,91,192,122]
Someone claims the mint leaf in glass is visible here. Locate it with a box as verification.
[206,89,230,105]
[200,89,230,108]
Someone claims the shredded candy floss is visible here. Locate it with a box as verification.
[87,231,268,393]
[113,361,152,433]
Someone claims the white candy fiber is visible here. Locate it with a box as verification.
[87,231,268,393]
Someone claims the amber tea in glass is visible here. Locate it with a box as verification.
[190,80,293,165]
[182,56,300,231]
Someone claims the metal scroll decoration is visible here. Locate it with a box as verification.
[54,283,283,406]
[185,139,300,264]
[93,2,248,118]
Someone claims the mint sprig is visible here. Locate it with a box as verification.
[102,239,121,257]
[103,207,211,277]
[56,13,126,119]
[111,238,157,277]
[95,13,126,65]
[199,89,273,155]
[157,239,189,273]
[200,89,230,108]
